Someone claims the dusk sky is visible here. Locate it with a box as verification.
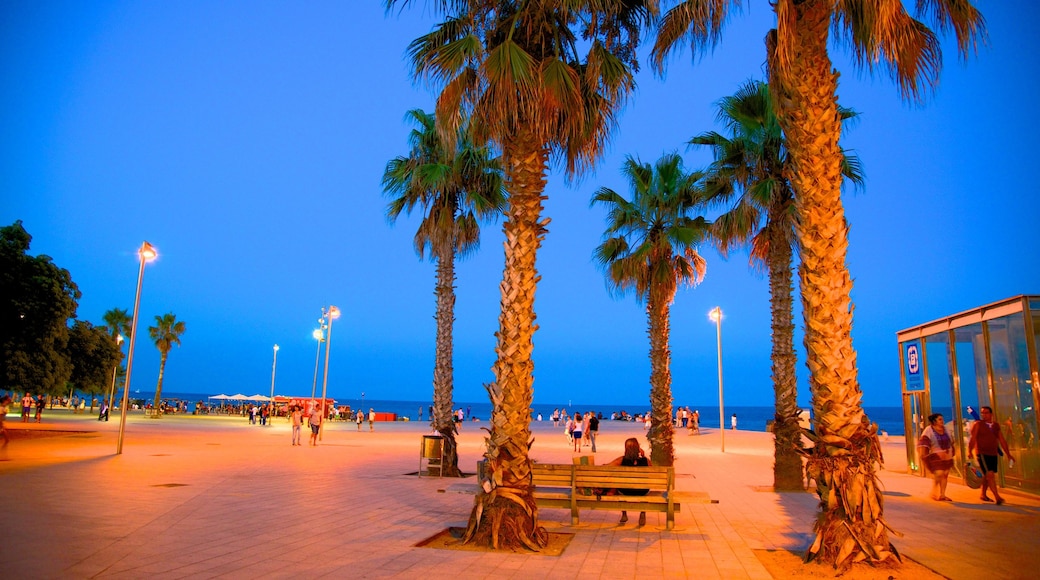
[3,1,1037,410]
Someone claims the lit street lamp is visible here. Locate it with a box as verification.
[709,307,725,453]
[318,305,340,441]
[310,311,327,400]
[116,241,157,455]
[268,344,279,424]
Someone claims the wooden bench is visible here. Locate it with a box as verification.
[532,463,680,530]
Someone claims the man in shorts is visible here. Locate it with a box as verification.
[968,406,1014,505]
[308,402,323,446]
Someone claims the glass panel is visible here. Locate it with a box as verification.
[904,392,925,475]
[924,332,959,477]
[953,323,988,462]
[988,314,1039,493]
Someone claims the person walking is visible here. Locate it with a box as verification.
[308,403,322,446]
[731,413,737,430]
[589,412,600,452]
[570,412,583,453]
[607,438,651,526]
[368,408,375,431]
[34,395,45,423]
[968,406,1014,505]
[290,405,303,446]
[0,394,11,447]
[917,413,955,501]
[355,408,363,431]
[21,393,32,423]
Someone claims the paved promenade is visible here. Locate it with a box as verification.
[1,410,1038,579]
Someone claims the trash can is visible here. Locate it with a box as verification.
[420,435,443,477]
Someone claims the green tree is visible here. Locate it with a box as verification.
[592,153,709,467]
[102,308,132,412]
[148,313,186,413]
[690,79,863,491]
[0,220,80,396]
[383,108,505,477]
[388,0,657,549]
[653,0,985,568]
[67,320,121,408]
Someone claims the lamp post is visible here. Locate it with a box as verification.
[310,311,327,400]
[268,344,279,424]
[318,305,340,441]
[105,334,124,421]
[116,241,157,455]
[709,307,725,453]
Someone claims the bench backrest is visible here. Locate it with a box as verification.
[531,463,673,492]
[575,465,672,492]
[531,463,574,488]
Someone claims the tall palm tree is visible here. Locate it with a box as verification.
[148,313,185,413]
[653,0,985,568]
[387,0,658,550]
[383,108,505,477]
[102,308,131,414]
[592,153,708,468]
[690,79,863,491]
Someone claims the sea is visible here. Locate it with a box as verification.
[126,390,906,436]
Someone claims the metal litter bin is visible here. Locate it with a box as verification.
[420,435,443,477]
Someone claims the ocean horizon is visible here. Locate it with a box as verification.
[124,390,906,436]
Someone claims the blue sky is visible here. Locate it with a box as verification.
[3,1,1037,409]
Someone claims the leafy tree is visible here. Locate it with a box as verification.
[388,0,657,549]
[102,308,132,411]
[0,220,80,396]
[592,153,709,467]
[383,108,505,477]
[653,0,985,568]
[148,313,186,412]
[690,79,863,491]
[67,320,122,407]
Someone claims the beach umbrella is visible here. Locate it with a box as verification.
[209,394,230,400]
[229,394,248,401]
[249,394,271,401]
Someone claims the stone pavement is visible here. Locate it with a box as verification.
[1,410,1038,579]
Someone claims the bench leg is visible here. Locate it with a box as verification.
[667,510,674,531]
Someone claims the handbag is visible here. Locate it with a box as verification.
[965,460,983,489]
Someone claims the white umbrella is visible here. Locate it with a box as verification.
[229,394,249,401]
[209,394,230,400]
[249,394,271,401]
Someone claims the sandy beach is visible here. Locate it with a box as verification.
[1,409,1037,579]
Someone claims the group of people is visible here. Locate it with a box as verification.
[917,405,1014,504]
[564,411,600,452]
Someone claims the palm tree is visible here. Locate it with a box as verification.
[690,79,863,491]
[148,313,185,414]
[653,0,986,568]
[387,0,657,550]
[383,108,505,477]
[102,308,131,414]
[592,153,708,468]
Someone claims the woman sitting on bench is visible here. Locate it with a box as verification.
[607,437,650,526]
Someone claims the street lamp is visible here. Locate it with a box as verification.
[268,344,279,424]
[318,305,340,441]
[105,334,124,421]
[709,307,725,453]
[116,241,157,455]
[310,311,327,400]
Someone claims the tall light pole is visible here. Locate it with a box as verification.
[116,241,157,455]
[105,334,124,420]
[268,344,279,424]
[709,307,725,453]
[311,310,327,400]
[318,305,340,441]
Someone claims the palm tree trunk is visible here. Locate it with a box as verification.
[768,0,890,568]
[646,289,674,467]
[462,131,549,551]
[766,213,803,490]
[153,354,167,414]
[433,248,462,477]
